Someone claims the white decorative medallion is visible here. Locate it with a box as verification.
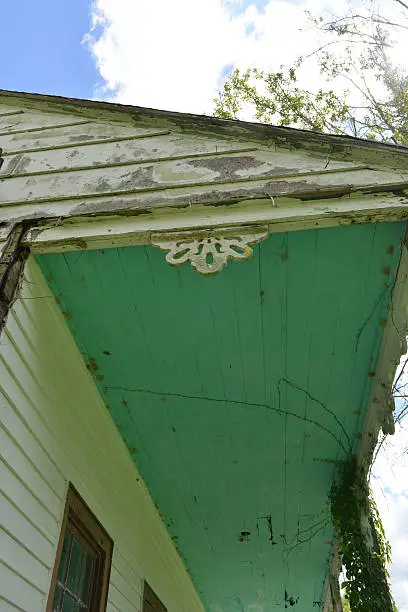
[151,226,268,275]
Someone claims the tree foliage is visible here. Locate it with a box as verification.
[342,597,352,612]
[214,66,350,133]
[214,0,408,145]
[330,458,396,611]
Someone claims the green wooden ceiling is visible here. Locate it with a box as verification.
[38,221,405,611]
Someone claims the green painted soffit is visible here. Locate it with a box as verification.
[38,221,405,612]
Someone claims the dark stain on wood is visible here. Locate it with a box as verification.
[0,224,29,334]
[189,155,263,180]
[264,514,277,545]
[284,590,299,607]
[239,531,251,543]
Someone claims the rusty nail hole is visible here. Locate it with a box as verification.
[239,531,251,543]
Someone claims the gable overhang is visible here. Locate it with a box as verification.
[2,90,408,610]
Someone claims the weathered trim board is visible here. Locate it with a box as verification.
[0,223,28,332]
[23,192,408,255]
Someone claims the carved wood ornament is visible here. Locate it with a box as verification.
[151,226,268,275]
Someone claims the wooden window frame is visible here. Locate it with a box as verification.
[47,484,113,612]
[143,580,167,612]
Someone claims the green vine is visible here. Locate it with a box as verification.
[329,456,396,611]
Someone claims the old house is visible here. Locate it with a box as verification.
[1,90,407,611]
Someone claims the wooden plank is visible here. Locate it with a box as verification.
[0,560,45,611]
[0,122,171,155]
[110,562,142,605]
[0,491,55,563]
[0,457,59,540]
[22,193,408,255]
[0,110,93,135]
[0,118,90,139]
[108,584,139,612]
[0,108,24,118]
[0,157,398,205]
[0,529,50,588]
[0,136,260,177]
[0,357,65,497]
[0,595,27,612]
[0,132,357,178]
[0,422,62,512]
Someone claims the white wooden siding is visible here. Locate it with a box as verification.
[2,98,407,228]
[0,256,204,612]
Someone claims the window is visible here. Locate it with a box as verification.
[47,485,113,612]
[143,581,167,612]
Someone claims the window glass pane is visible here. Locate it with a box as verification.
[57,531,72,583]
[52,584,63,611]
[48,488,113,612]
[61,592,75,612]
[78,550,95,604]
[66,536,83,593]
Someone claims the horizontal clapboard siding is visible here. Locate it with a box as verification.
[1,101,406,225]
[0,109,91,134]
[0,257,204,612]
[0,123,169,154]
[0,155,378,205]
[0,136,259,177]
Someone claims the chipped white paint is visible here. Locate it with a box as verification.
[151,226,268,275]
[360,239,408,443]
[0,111,90,134]
[0,137,258,177]
[0,163,405,207]
[1,91,408,230]
[23,193,408,255]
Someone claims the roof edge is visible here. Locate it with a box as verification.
[1,89,408,158]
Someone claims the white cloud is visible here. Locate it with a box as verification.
[372,439,408,611]
[372,355,408,611]
[86,0,350,114]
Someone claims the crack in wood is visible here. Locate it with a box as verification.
[0,224,29,333]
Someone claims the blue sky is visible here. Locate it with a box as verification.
[0,0,100,98]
